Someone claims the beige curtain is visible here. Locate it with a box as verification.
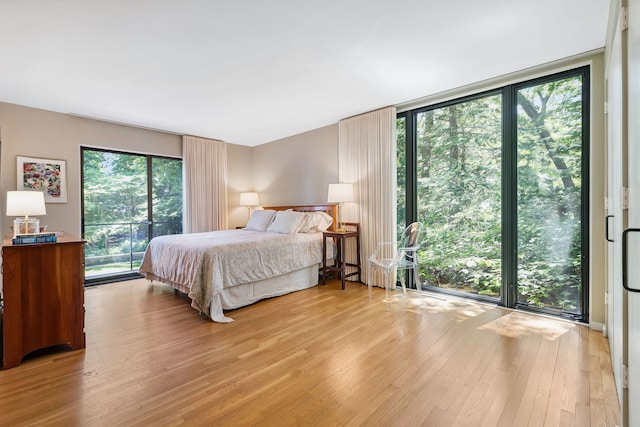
[183,135,228,233]
[338,106,397,286]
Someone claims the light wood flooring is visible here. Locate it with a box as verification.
[0,279,621,426]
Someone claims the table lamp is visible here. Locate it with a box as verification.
[327,183,353,232]
[6,190,47,237]
[239,192,259,221]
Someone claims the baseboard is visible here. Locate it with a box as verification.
[590,321,604,332]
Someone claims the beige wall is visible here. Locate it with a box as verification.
[227,143,254,227]
[590,53,606,328]
[0,103,182,239]
[0,102,337,231]
[250,123,339,207]
[228,124,340,229]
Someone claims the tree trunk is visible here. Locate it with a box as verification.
[449,105,459,168]
[517,90,580,219]
[418,110,434,179]
[517,92,576,193]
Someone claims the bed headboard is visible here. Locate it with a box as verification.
[264,204,338,231]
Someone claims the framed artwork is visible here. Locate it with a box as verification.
[17,156,68,203]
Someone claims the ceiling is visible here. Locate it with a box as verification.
[0,0,610,147]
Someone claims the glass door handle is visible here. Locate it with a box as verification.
[622,228,640,293]
[606,215,615,242]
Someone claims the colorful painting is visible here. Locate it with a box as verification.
[17,156,67,203]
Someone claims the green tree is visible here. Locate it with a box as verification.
[83,150,183,275]
[415,94,502,295]
[516,77,583,310]
[401,74,584,312]
[152,157,183,235]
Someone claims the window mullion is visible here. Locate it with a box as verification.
[147,157,154,240]
[502,85,518,308]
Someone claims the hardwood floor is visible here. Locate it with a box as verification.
[0,278,620,426]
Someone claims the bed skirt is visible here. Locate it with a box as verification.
[145,264,319,322]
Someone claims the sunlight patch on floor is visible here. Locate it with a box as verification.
[370,288,576,340]
[374,289,494,321]
[478,311,575,340]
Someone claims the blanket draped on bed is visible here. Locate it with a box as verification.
[139,230,323,322]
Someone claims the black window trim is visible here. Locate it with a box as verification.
[80,146,183,286]
[399,65,590,323]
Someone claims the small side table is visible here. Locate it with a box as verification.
[322,222,362,289]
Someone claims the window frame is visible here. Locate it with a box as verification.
[398,66,590,322]
[80,146,183,286]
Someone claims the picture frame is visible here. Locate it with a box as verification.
[17,156,68,203]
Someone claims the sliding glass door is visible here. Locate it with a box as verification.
[81,148,182,283]
[399,67,589,320]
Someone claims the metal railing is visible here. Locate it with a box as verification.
[83,220,181,278]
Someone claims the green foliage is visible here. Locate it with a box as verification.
[397,117,406,239]
[515,77,583,311]
[413,93,503,299]
[152,157,183,223]
[83,150,183,270]
[401,76,584,313]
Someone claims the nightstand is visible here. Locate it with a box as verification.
[322,222,361,289]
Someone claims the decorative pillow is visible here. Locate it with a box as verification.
[245,210,276,231]
[266,211,306,234]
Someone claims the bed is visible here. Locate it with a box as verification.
[139,204,337,322]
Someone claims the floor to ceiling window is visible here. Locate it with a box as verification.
[514,75,586,315]
[398,67,589,321]
[81,147,183,284]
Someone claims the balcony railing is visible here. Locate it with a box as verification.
[83,220,181,279]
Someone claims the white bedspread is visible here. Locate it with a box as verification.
[139,230,323,322]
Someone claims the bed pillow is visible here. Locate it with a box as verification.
[296,213,314,233]
[266,210,305,234]
[245,210,276,231]
[314,212,334,231]
[298,211,334,233]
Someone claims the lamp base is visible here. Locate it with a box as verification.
[14,218,40,237]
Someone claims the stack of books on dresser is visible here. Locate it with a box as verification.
[12,232,58,245]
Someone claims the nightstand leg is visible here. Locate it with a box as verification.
[340,237,346,290]
[322,235,327,285]
[355,233,361,282]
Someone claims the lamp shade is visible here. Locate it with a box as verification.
[327,183,353,203]
[239,192,259,206]
[6,191,47,216]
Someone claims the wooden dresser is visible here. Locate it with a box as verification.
[1,234,85,369]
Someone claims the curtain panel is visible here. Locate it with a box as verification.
[183,135,228,233]
[338,106,397,286]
